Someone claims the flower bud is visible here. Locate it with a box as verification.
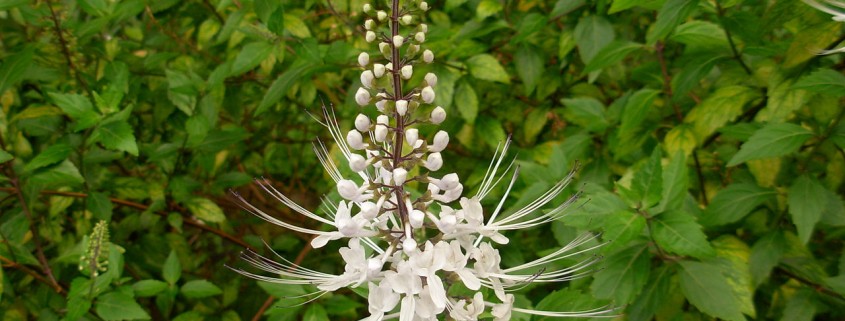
[392,35,404,47]
[355,87,371,106]
[347,130,365,150]
[355,114,370,132]
[423,49,434,63]
[437,173,460,190]
[375,100,386,112]
[400,65,413,79]
[430,130,448,152]
[437,213,456,233]
[376,10,387,21]
[415,32,426,43]
[363,3,372,13]
[424,152,443,171]
[424,73,437,87]
[410,210,425,228]
[337,180,361,201]
[402,237,418,254]
[420,1,429,11]
[407,44,420,57]
[379,42,390,58]
[360,70,375,88]
[365,31,376,42]
[349,153,367,172]
[431,106,446,124]
[373,64,386,78]
[421,86,435,103]
[400,15,412,25]
[375,125,388,142]
[358,52,370,67]
[396,100,408,116]
[364,19,375,30]
[367,258,383,278]
[393,168,408,185]
[360,201,378,220]
[377,114,389,125]
[405,128,419,146]
[420,24,428,33]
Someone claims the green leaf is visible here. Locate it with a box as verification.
[303,304,329,321]
[523,107,549,144]
[653,210,715,258]
[466,54,510,84]
[684,85,758,145]
[631,148,663,208]
[95,292,151,320]
[454,79,478,124]
[534,288,598,321]
[561,97,609,132]
[713,236,756,318]
[181,280,222,298]
[670,21,729,50]
[49,92,101,131]
[780,289,817,321]
[28,160,85,187]
[87,192,113,221]
[475,0,502,19]
[618,89,659,140]
[608,0,663,13]
[185,197,226,223]
[23,143,72,173]
[163,250,181,285]
[601,210,646,252]
[702,183,774,226]
[512,13,547,44]
[727,123,813,166]
[133,279,169,297]
[514,45,543,95]
[749,231,786,288]
[0,148,11,163]
[655,151,688,213]
[793,68,845,97]
[96,121,139,156]
[0,46,33,94]
[229,42,273,77]
[574,15,615,63]
[679,260,745,321]
[256,62,328,115]
[185,114,211,148]
[663,123,697,157]
[551,0,585,17]
[647,0,700,44]
[583,41,643,73]
[671,54,725,99]
[283,13,311,38]
[627,265,673,321]
[788,176,827,244]
[591,243,650,303]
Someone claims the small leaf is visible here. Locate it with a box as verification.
[181,280,223,298]
[574,15,615,63]
[626,265,673,321]
[591,244,651,303]
[282,14,311,38]
[561,97,608,132]
[583,41,643,73]
[780,289,817,321]
[229,42,273,77]
[185,197,226,223]
[303,304,330,321]
[653,210,715,258]
[49,92,101,131]
[23,143,72,173]
[28,160,85,187]
[95,292,151,320]
[788,176,827,244]
[475,0,502,19]
[163,250,181,285]
[618,89,659,139]
[684,85,758,145]
[647,0,701,44]
[793,68,845,97]
[0,148,11,163]
[87,192,113,221]
[727,123,813,166]
[185,115,211,148]
[749,231,786,288]
[96,121,139,156]
[0,46,33,94]
[466,54,510,84]
[663,124,697,157]
[534,288,598,321]
[133,280,169,297]
[655,151,689,213]
[454,79,478,124]
[257,62,329,115]
[632,148,663,208]
[514,45,543,95]
[551,0,585,17]
[601,210,646,252]
[702,183,774,226]
[679,260,745,321]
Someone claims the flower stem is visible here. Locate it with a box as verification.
[389,0,411,237]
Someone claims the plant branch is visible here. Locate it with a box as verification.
[714,0,752,75]
[0,254,65,295]
[776,267,845,303]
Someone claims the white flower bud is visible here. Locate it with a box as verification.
[392,35,404,47]
[423,49,434,63]
[367,258,383,278]
[424,73,437,87]
[400,65,413,79]
[437,213,456,233]
[355,114,370,132]
[347,130,365,150]
[437,173,459,190]
[355,87,370,106]
[375,125,388,142]
[393,168,408,185]
[377,114,389,125]
[401,15,412,25]
[379,42,390,57]
[415,32,426,43]
[421,86,435,103]
[360,70,375,88]
[424,152,443,171]
[396,100,408,116]
[410,210,425,229]
[377,10,387,21]
[431,130,449,152]
[431,106,446,124]
[436,184,463,203]
[360,201,378,220]
[349,153,367,172]
[420,24,428,33]
[363,3,372,13]
[407,44,420,56]
[385,62,393,72]
[375,100,386,112]
[420,1,429,11]
[358,52,370,67]
[365,31,376,42]
[402,237,418,254]
[364,19,375,30]
[405,128,419,146]
[373,64,386,78]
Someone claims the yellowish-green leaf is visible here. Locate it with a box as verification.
[283,14,311,38]
[713,236,756,318]
[466,54,510,84]
[186,197,226,223]
[684,85,758,145]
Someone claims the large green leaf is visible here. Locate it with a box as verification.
[163,250,181,285]
[601,210,646,252]
[749,231,786,288]
[727,123,813,166]
[23,143,72,173]
[185,197,226,223]
[626,265,673,321]
[591,243,650,303]
[684,85,758,145]
[574,15,615,64]
[653,210,715,258]
[647,0,700,44]
[95,121,139,156]
[95,292,151,320]
[181,280,223,298]
[229,41,274,77]
[49,92,101,131]
[713,236,756,318]
[514,45,543,95]
[655,151,688,213]
[793,68,845,97]
[630,147,663,208]
[788,176,827,244]
[0,46,33,94]
[561,97,609,132]
[679,260,745,321]
[454,79,478,123]
[583,41,643,73]
[466,54,510,84]
[702,183,774,226]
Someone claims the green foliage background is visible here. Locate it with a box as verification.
[1,0,844,320]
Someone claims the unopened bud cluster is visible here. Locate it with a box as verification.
[232,1,612,320]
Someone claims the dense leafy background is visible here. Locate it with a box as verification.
[1,0,844,320]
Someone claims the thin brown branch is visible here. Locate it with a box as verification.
[45,0,92,96]
[777,267,845,303]
[0,254,64,295]
[714,0,752,75]
[7,179,63,294]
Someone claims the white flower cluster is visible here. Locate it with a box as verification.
[231,1,614,320]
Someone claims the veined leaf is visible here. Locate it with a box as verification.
[466,54,510,84]
[185,197,226,223]
[95,292,151,320]
[653,210,715,258]
[655,151,689,213]
[684,85,758,145]
[181,280,223,298]
[601,210,646,252]
[631,148,663,208]
[679,260,745,321]
[583,41,643,73]
[713,236,756,318]
[647,0,700,44]
[23,143,72,173]
[749,231,786,288]
[793,68,845,98]
[574,15,615,64]
[591,243,650,303]
[627,265,673,321]
[702,183,774,226]
[454,79,478,124]
[727,123,813,166]
[0,46,34,94]
[788,176,827,244]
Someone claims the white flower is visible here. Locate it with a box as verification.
[358,52,370,66]
[367,281,400,321]
[401,14,412,25]
[405,128,419,146]
[373,63,386,78]
[363,3,372,13]
[349,153,367,172]
[364,19,375,30]
[374,124,388,142]
[393,168,408,185]
[421,86,435,103]
[337,179,373,203]
[355,87,371,106]
[424,73,437,86]
[430,130,448,152]
[420,23,428,33]
[393,35,404,47]
[400,65,413,79]
[420,1,429,11]
[346,129,365,150]
[396,99,408,116]
[365,31,376,42]
[355,114,370,132]
[361,70,375,88]
[379,42,390,57]
[415,32,426,43]
[449,292,484,320]
[376,10,387,21]
[423,49,434,63]
[375,100,387,112]
[491,294,514,321]
[430,106,446,124]
[424,152,442,171]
